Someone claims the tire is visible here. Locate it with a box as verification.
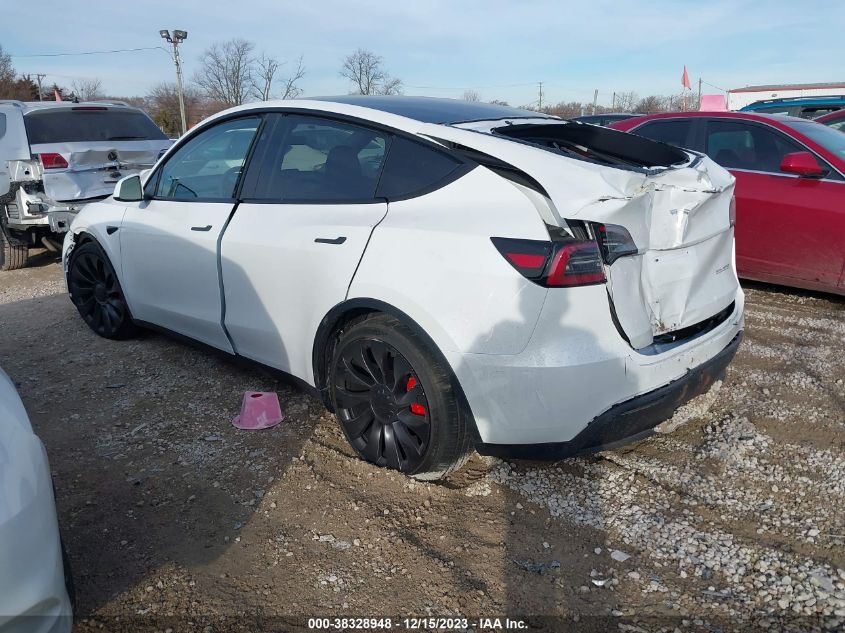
[68,241,137,339]
[329,313,473,480]
[0,225,29,271]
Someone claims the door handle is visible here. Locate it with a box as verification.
[314,236,346,245]
[191,225,213,232]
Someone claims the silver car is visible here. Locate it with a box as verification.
[0,100,171,270]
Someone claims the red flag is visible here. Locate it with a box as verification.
[54,88,61,102]
[682,65,691,90]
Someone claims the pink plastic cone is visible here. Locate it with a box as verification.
[231,391,284,430]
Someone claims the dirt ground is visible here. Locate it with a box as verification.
[1,254,843,633]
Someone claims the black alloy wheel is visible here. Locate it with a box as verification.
[333,338,431,473]
[68,242,135,339]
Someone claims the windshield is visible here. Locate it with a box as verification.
[24,108,167,144]
[788,120,845,160]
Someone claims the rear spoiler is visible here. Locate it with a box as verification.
[492,122,691,170]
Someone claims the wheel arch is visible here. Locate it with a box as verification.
[311,298,482,443]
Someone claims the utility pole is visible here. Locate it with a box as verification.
[538,81,544,110]
[612,91,616,110]
[159,29,188,135]
[35,73,46,101]
[697,78,702,111]
[592,89,598,115]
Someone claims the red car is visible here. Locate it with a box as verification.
[816,109,845,131]
[611,112,845,295]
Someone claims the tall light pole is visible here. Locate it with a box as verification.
[159,29,188,136]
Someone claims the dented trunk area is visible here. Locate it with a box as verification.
[425,120,739,349]
[30,142,167,202]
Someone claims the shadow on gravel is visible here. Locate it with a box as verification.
[446,286,629,631]
[0,233,321,618]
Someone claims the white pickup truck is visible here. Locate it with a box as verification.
[0,100,172,270]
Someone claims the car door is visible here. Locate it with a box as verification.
[119,115,263,350]
[702,118,844,287]
[220,113,389,381]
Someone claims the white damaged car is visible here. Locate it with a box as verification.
[0,367,72,632]
[63,96,743,479]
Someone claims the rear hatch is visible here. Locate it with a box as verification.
[24,106,171,202]
[424,120,739,349]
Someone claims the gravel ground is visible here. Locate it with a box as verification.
[1,256,843,632]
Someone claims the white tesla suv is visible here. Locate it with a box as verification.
[63,96,744,479]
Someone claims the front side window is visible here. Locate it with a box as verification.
[787,120,845,161]
[153,117,261,200]
[250,116,387,202]
[705,120,803,172]
[634,119,693,148]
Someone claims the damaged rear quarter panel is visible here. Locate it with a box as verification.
[421,123,740,342]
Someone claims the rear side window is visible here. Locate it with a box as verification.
[634,119,693,148]
[705,120,803,172]
[376,136,461,199]
[24,108,167,144]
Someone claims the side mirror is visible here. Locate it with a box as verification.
[114,174,144,202]
[780,151,825,178]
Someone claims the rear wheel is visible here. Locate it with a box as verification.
[0,224,29,271]
[330,314,473,480]
[68,241,137,339]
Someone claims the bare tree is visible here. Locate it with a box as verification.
[71,78,103,101]
[278,55,306,99]
[544,101,585,119]
[194,38,255,107]
[0,45,14,86]
[378,75,403,96]
[462,90,481,102]
[634,95,667,114]
[147,82,205,136]
[0,46,38,100]
[614,91,639,112]
[340,48,402,96]
[252,53,280,101]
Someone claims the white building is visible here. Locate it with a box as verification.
[726,82,845,110]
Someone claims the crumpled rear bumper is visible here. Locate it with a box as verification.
[476,332,741,460]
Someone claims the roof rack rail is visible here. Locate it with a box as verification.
[0,100,26,108]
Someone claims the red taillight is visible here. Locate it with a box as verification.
[595,223,638,265]
[491,237,606,287]
[546,241,607,286]
[39,153,68,170]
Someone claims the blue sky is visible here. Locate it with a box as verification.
[3,0,844,107]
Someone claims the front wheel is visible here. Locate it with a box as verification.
[68,241,137,339]
[330,314,473,480]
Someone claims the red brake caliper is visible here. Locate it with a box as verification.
[406,376,426,416]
